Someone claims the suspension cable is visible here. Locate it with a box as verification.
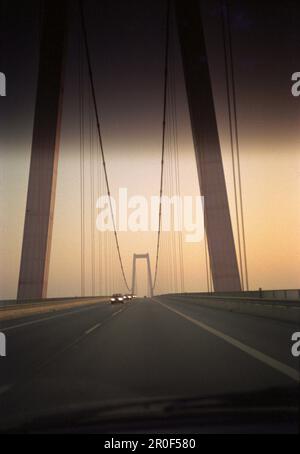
[79,0,130,291]
[221,0,245,290]
[89,89,96,296]
[223,0,249,290]
[169,26,185,293]
[78,25,85,297]
[153,0,171,289]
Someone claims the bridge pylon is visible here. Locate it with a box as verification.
[175,0,242,292]
[18,0,67,299]
[131,254,154,298]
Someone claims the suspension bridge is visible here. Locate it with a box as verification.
[16,0,249,300]
[0,0,299,429]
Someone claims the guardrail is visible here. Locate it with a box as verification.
[158,292,300,324]
[0,297,109,322]
[0,296,108,310]
[168,289,300,301]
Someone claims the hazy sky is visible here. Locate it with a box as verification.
[0,0,300,299]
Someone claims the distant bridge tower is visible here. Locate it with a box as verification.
[18,0,67,299]
[131,254,154,298]
[175,0,241,291]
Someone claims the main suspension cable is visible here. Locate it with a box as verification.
[79,0,130,291]
[153,0,171,290]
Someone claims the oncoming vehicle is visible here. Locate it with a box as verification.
[110,294,124,304]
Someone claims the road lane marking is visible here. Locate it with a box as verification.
[85,308,125,335]
[0,304,110,333]
[112,309,123,317]
[21,309,122,375]
[0,305,132,398]
[154,299,300,383]
[85,323,102,335]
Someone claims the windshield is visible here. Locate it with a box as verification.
[0,0,299,435]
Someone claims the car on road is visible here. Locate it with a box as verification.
[110,294,124,304]
[124,294,134,301]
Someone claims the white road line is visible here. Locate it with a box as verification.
[85,323,102,335]
[85,308,126,334]
[80,307,125,335]
[0,307,129,398]
[154,299,300,383]
[112,309,123,317]
[0,304,108,333]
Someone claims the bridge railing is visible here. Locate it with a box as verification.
[0,296,109,323]
[157,291,300,324]
[0,296,108,309]
[162,289,300,301]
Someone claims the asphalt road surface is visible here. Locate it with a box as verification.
[0,297,299,430]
